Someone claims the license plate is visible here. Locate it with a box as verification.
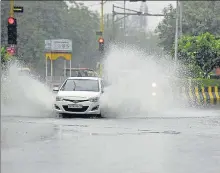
[68,104,83,108]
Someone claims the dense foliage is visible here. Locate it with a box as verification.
[1,47,8,66]
[155,1,220,78]
[1,1,100,75]
[1,1,161,76]
[175,32,220,77]
[2,1,220,79]
[156,1,220,52]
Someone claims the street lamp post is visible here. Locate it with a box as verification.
[179,1,183,37]
[124,0,126,43]
[174,0,179,63]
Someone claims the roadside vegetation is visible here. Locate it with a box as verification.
[156,1,220,83]
[1,1,220,85]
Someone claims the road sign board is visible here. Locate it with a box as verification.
[96,31,102,36]
[14,6,24,13]
[45,39,72,52]
[51,39,72,52]
[45,40,52,50]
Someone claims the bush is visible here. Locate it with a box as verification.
[171,77,220,88]
[190,78,220,87]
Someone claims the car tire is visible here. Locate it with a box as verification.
[59,113,69,118]
[58,113,63,118]
[96,113,103,118]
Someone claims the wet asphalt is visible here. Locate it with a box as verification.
[1,110,220,173]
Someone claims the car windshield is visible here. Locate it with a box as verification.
[64,69,98,77]
[61,79,100,92]
[18,70,30,76]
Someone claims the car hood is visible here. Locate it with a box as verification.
[57,91,100,100]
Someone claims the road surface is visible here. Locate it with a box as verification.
[2,109,220,173]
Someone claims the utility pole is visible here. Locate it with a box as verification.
[100,0,104,34]
[174,0,179,63]
[9,0,14,17]
[112,4,115,41]
[179,1,183,37]
[124,0,126,42]
[111,5,165,41]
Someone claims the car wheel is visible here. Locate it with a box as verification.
[59,113,69,118]
[96,113,103,118]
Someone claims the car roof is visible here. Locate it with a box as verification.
[18,68,30,71]
[67,77,101,80]
[64,68,94,71]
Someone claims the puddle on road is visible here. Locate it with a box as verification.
[53,122,182,137]
[1,121,58,149]
[89,130,181,136]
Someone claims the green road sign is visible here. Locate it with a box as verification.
[96,31,102,36]
[14,6,24,13]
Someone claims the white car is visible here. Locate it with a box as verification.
[53,77,104,118]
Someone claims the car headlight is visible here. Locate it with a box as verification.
[152,82,157,87]
[152,92,156,96]
[56,96,63,101]
[89,97,99,102]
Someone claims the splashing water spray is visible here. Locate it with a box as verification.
[1,48,219,119]
[99,45,219,118]
[1,60,55,118]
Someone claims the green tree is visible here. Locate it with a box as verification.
[1,46,16,70]
[1,47,9,66]
[1,1,101,75]
[156,1,220,52]
[175,32,220,78]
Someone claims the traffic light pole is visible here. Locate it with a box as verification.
[7,0,23,57]
[112,5,165,41]
[123,0,126,42]
[8,0,16,57]
[98,0,105,56]
[9,0,14,17]
[100,0,104,34]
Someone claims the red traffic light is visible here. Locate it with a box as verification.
[6,46,16,55]
[8,17,15,24]
[98,38,104,43]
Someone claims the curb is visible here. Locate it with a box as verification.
[181,86,220,104]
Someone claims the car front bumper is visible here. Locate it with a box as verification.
[54,100,101,115]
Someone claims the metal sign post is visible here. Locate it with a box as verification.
[64,60,66,77]
[13,6,24,13]
[44,39,72,87]
[46,56,48,84]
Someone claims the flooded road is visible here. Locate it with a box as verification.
[2,111,220,173]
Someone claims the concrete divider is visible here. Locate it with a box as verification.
[180,86,220,105]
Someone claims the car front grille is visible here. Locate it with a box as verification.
[63,99,88,103]
[63,106,89,112]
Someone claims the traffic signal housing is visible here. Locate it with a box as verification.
[98,37,104,52]
[7,17,17,45]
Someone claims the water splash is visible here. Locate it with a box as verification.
[99,45,217,118]
[1,61,55,117]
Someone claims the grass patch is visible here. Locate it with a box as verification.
[190,78,220,87]
[171,78,220,87]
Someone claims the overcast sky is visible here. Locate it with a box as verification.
[72,1,176,30]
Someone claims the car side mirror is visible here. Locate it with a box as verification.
[53,87,59,92]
